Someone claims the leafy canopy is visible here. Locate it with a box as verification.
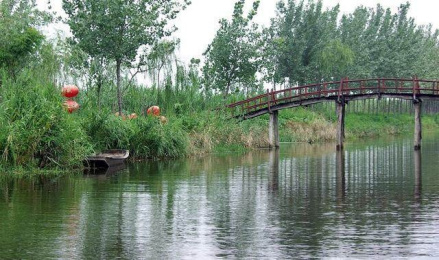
[63,0,191,113]
[63,0,190,65]
[0,0,51,76]
[203,0,261,97]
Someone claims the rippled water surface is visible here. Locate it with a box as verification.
[1,134,439,259]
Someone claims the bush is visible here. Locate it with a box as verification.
[129,116,188,158]
[81,110,134,150]
[0,70,93,168]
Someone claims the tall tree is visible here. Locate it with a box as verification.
[203,0,261,98]
[339,3,439,79]
[145,39,179,91]
[264,0,340,85]
[62,0,190,114]
[263,1,439,84]
[0,0,50,77]
[318,39,354,80]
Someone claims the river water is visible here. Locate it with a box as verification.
[1,134,439,259]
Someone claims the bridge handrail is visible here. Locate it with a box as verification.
[227,77,439,117]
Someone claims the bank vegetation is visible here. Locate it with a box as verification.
[1,0,439,173]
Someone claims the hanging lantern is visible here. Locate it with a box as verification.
[62,85,79,98]
[64,99,80,113]
[147,106,160,117]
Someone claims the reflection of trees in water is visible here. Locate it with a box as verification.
[110,139,429,258]
[1,136,437,258]
[0,177,14,204]
[0,176,94,259]
[268,139,429,257]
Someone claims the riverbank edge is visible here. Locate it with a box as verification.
[1,111,438,178]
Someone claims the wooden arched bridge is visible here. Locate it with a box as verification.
[226,77,439,150]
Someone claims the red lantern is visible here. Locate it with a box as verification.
[147,106,160,117]
[64,100,80,113]
[62,85,79,98]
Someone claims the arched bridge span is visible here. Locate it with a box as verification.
[226,78,439,150]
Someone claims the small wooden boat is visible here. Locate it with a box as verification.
[84,149,129,169]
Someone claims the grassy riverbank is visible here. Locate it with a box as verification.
[278,107,439,143]
[1,73,439,175]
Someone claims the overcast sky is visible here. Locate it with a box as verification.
[40,0,439,65]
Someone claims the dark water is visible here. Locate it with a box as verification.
[1,134,439,259]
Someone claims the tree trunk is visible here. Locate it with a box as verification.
[116,59,123,115]
[157,66,162,104]
[224,81,231,99]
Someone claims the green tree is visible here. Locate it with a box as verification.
[261,1,339,85]
[263,1,438,84]
[260,27,285,90]
[415,27,439,79]
[319,39,354,80]
[145,40,179,91]
[340,3,439,79]
[62,0,190,114]
[0,0,50,77]
[203,0,261,98]
[267,0,340,85]
[339,6,372,78]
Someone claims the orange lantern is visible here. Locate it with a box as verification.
[159,116,168,124]
[62,85,79,98]
[129,113,138,119]
[64,100,80,113]
[114,112,127,120]
[147,106,160,117]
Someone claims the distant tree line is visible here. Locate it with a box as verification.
[203,0,439,97]
[0,0,438,111]
[1,0,439,168]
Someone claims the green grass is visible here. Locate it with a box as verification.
[345,113,411,137]
[1,68,439,177]
[277,107,439,142]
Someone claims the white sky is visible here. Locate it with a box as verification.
[173,0,439,64]
[39,0,439,65]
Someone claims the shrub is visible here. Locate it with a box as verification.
[0,71,93,168]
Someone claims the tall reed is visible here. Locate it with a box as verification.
[0,69,94,168]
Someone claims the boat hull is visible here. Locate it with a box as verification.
[84,149,129,170]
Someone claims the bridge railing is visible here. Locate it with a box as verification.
[227,78,439,117]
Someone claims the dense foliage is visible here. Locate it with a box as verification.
[62,0,190,114]
[203,0,262,97]
[0,0,51,77]
[0,0,438,173]
[205,0,439,91]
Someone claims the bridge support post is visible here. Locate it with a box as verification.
[336,99,346,151]
[269,110,279,149]
[414,100,422,150]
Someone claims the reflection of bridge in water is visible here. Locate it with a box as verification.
[267,143,423,203]
[227,78,439,150]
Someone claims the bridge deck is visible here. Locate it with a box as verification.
[227,78,439,119]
